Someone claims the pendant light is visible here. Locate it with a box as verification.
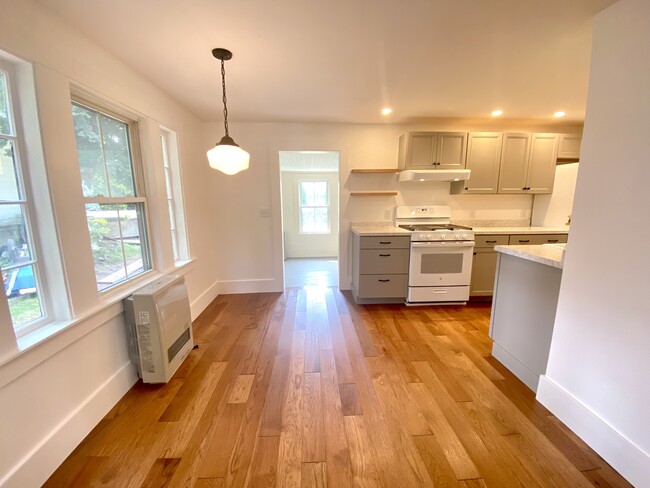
[207,48,250,175]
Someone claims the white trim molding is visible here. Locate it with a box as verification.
[537,375,650,487]
[189,277,220,319]
[218,278,280,295]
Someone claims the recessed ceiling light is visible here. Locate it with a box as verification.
[381,107,393,116]
[491,109,503,117]
[554,111,566,118]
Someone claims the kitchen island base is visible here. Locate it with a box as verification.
[489,250,562,392]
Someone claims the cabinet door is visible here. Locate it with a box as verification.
[557,134,581,159]
[470,249,498,296]
[464,132,502,194]
[527,133,559,194]
[407,132,438,168]
[436,132,467,169]
[498,133,531,193]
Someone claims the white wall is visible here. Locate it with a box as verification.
[537,1,650,486]
[281,171,339,258]
[204,121,579,292]
[531,163,578,228]
[0,1,220,486]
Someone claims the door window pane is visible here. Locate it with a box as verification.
[299,180,329,233]
[0,138,21,201]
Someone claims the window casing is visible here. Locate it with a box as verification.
[298,179,330,234]
[160,128,189,263]
[0,66,48,336]
[71,100,152,292]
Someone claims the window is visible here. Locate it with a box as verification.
[0,68,47,334]
[299,180,329,233]
[160,128,189,262]
[71,101,151,292]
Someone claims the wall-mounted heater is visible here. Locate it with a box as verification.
[124,275,194,383]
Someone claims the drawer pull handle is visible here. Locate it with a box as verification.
[519,240,530,243]
[379,241,391,244]
[486,240,497,243]
[378,279,390,283]
[379,253,391,257]
[548,239,559,243]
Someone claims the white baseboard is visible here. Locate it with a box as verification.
[537,375,650,487]
[190,278,220,320]
[0,362,137,488]
[218,278,281,294]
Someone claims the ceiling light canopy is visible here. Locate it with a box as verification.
[553,111,566,118]
[491,109,504,117]
[207,48,250,175]
[381,107,393,115]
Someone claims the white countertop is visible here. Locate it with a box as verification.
[350,225,412,236]
[473,226,569,235]
[495,244,566,269]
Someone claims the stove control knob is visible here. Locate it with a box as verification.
[440,234,446,240]
[455,234,462,240]
[418,234,426,240]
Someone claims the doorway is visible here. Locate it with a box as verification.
[279,151,339,288]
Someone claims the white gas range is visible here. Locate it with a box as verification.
[395,206,475,305]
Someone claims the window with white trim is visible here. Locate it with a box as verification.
[160,128,189,262]
[298,180,329,233]
[0,67,48,335]
[71,100,151,292]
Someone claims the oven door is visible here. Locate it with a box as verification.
[409,241,475,287]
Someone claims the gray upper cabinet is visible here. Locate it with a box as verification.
[464,132,503,194]
[398,131,467,170]
[498,133,558,194]
[557,134,582,159]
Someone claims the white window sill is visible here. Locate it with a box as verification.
[0,258,197,388]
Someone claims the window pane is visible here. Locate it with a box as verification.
[0,138,20,201]
[314,207,329,232]
[164,168,173,199]
[4,265,43,329]
[300,207,315,232]
[0,204,32,267]
[0,72,12,136]
[300,182,315,206]
[314,182,328,206]
[72,104,108,197]
[100,115,135,197]
[86,203,150,291]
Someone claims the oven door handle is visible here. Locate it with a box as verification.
[411,241,475,248]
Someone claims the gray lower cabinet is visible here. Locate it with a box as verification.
[352,234,410,304]
[470,233,568,297]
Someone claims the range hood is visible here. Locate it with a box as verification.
[399,169,471,182]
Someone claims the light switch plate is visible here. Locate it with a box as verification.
[260,208,270,218]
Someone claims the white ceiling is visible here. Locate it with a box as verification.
[35,0,615,124]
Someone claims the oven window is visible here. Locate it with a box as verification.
[420,254,463,274]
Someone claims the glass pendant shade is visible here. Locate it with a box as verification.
[207,135,250,175]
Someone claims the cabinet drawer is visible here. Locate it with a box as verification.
[359,249,410,274]
[508,234,568,245]
[475,235,509,248]
[358,275,408,298]
[360,236,411,249]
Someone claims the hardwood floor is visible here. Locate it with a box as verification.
[45,287,632,487]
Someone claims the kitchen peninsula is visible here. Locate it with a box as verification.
[489,243,566,392]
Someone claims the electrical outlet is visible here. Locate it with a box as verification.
[260,208,270,218]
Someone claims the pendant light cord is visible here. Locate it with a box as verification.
[221,59,229,137]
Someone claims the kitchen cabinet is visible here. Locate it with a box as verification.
[464,132,503,194]
[470,235,509,296]
[508,234,568,245]
[498,133,559,194]
[398,132,467,170]
[557,134,582,159]
[352,234,410,304]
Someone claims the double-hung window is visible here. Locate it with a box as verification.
[0,67,47,335]
[71,100,151,292]
[299,180,329,233]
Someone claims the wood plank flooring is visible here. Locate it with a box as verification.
[45,287,632,487]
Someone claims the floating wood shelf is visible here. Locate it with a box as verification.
[350,191,398,196]
[350,169,400,173]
